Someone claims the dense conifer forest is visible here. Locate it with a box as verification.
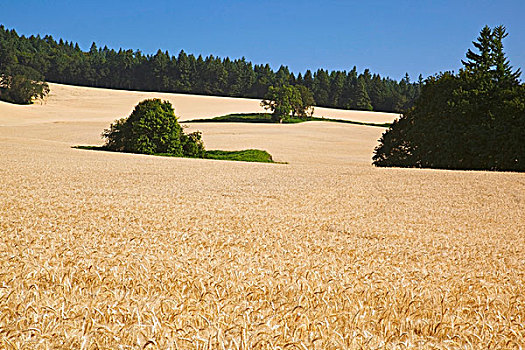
[0,25,420,111]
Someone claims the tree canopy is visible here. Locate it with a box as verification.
[0,38,49,104]
[0,25,419,112]
[373,25,524,172]
[103,99,204,157]
[261,85,315,122]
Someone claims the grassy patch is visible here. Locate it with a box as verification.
[187,113,303,124]
[185,113,391,127]
[187,113,290,124]
[204,149,275,163]
[72,146,278,164]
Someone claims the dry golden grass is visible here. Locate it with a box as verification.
[0,84,524,349]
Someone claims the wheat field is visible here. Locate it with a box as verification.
[1,84,524,349]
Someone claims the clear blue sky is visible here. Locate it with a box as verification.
[1,0,524,80]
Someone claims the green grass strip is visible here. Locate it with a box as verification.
[184,113,391,127]
[72,146,278,164]
[203,149,274,163]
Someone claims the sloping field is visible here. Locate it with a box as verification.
[0,82,398,126]
[0,84,524,349]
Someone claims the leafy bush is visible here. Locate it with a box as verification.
[0,65,49,104]
[181,131,205,158]
[261,85,315,122]
[373,26,525,172]
[103,99,204,157]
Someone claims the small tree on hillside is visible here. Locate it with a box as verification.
[0,65,49,104]
[261,85,296,122]
[292,85,315,118]
[103,99,205,157]
[261,85,315,122]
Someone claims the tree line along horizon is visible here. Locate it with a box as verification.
[0,24,420,110]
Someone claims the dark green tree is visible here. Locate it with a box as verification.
[275,65,291,86]
[102,99,204,157]
[261,85,315,121]
[374,25,524,172]
[491,26,521,86]
[260,85,297,122]
[355,78,373,111]
[462,25,494,73]
[302,70,314,90]
[330,71,346,108]
[181,130,205,158]
[312,69,330,106]
[342,67,358,109]
[292,85,316,118]
[0,64,49,104]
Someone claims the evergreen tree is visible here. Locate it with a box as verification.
[250,64,274,97]
[312,69,330,106]
[462,25,494,73]
[330,71,346,108]
[292,85,315,118]
[369,74,385,110]
[355,78,373,111]
[303,70,314,90]
[342,67,358,109]
[275,65,291,86]
[492,26,521,86]
[374,25,525,172]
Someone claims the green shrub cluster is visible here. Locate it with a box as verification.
[373,26,525,172]
[102,99,204,157]
[0,64,49,104]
